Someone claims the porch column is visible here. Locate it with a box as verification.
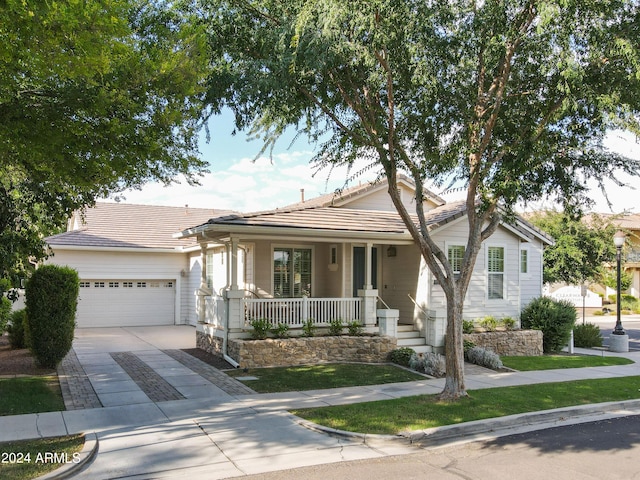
[358,242,377,328]
[364,242,373,290]
[197,243,212,324]
[225,237,243,331]
[358,288,378,328]
[230,237,239,291]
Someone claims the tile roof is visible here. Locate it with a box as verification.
[200,200,468,235]
[46,203,235,249]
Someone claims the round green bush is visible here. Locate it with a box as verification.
[7,308,27,349]
[573,323,603,348]
[388,347,415,367]
[25,265,79,368]
[521,296,576,353]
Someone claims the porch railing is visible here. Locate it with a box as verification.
[242,297,362,327]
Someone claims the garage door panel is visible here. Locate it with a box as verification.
[76,280,175,327]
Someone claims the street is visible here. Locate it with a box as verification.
[240,415,640,480]
[593,316,640,351]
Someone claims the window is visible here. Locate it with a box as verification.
[94,282,105,288]
[137,282,147,288]
[109,282,119,288]
[447,245,465,274]
[164,281,174,288]
[274,247,312,297]
[149,282,160,288]
[487,246,505,299]
[520,249,528,274]
[123,282,133,288]
[330,245,338,264]
[79,282,90,288]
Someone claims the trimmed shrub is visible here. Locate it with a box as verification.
[270,322,290,339]
[0,296,10,333]
[328,318,344,336]
[301,318,317,337]
[502,316,517,331]
[388,347,415,367]
[249,318,271,339]
[346,320,363,336]
[479,315,498,332]
[520,296,576,353]
[465,346,503,370]
[409,352,446,377]
[462,319,475,334]
[573,323,603,348]
[25,265,79,368]
[7,308,27,349]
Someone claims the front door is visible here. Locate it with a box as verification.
[352,246,377,296]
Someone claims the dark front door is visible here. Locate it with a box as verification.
[352,246,377,296]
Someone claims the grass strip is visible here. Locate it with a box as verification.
[0,434,84,480]
[502,355,633,371]
[226,363,425,393]
[0,376,64,416]
[292,376,640,435]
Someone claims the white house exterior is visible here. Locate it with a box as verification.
[177,176,553,357]
[45,177,552,359]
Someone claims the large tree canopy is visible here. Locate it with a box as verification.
[201,0,640,398]
[0,0,210,290]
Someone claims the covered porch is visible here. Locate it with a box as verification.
[176,206,447,363]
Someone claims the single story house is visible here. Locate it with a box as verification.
[46,176,552,358]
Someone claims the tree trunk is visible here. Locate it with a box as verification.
[439,287,467,400]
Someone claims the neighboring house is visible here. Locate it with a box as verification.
[45,203,235,328]
[604,213,640,298]
[177,176,553,356]
[45,177,552,356]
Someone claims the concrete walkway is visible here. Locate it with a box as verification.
[2,324,640,479]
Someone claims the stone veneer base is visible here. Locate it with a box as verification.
[197,330,397,368]
[463,330,543,356]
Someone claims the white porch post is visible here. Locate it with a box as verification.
[364,242,373,290]
[197,243,212,324]
[225,237,243,331]
[359,242,377,328]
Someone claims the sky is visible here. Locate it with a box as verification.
[111,109,640,215]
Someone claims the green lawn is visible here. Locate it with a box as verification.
[502,354,633,371]
[0,376,65,416]
[292,376,640,435]
[226,363,426,393]
[0,435,84,480]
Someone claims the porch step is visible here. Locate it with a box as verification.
[397,336,427,346]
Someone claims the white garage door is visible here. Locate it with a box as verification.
[76,280,176,327]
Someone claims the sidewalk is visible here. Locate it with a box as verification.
[2,327,640,479]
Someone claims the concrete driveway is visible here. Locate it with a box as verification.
[73,325,198,354]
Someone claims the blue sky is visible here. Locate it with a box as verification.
[113,109,640,215]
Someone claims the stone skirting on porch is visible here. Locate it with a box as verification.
[197,328,397,368]
[463,330,543,356]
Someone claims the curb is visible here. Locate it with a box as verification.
[296,399,640,448]
[35,432,98,480]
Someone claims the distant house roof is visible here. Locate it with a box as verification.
[280,174,446,210]
[600,213,640,231]
[46,203,235,250]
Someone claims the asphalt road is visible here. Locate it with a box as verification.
[596,316,640,351]
[240,415,640,480]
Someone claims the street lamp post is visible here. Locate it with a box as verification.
[613,230,626,336]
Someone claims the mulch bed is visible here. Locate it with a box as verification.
[0,335,56,377]
[181,348,236,370]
